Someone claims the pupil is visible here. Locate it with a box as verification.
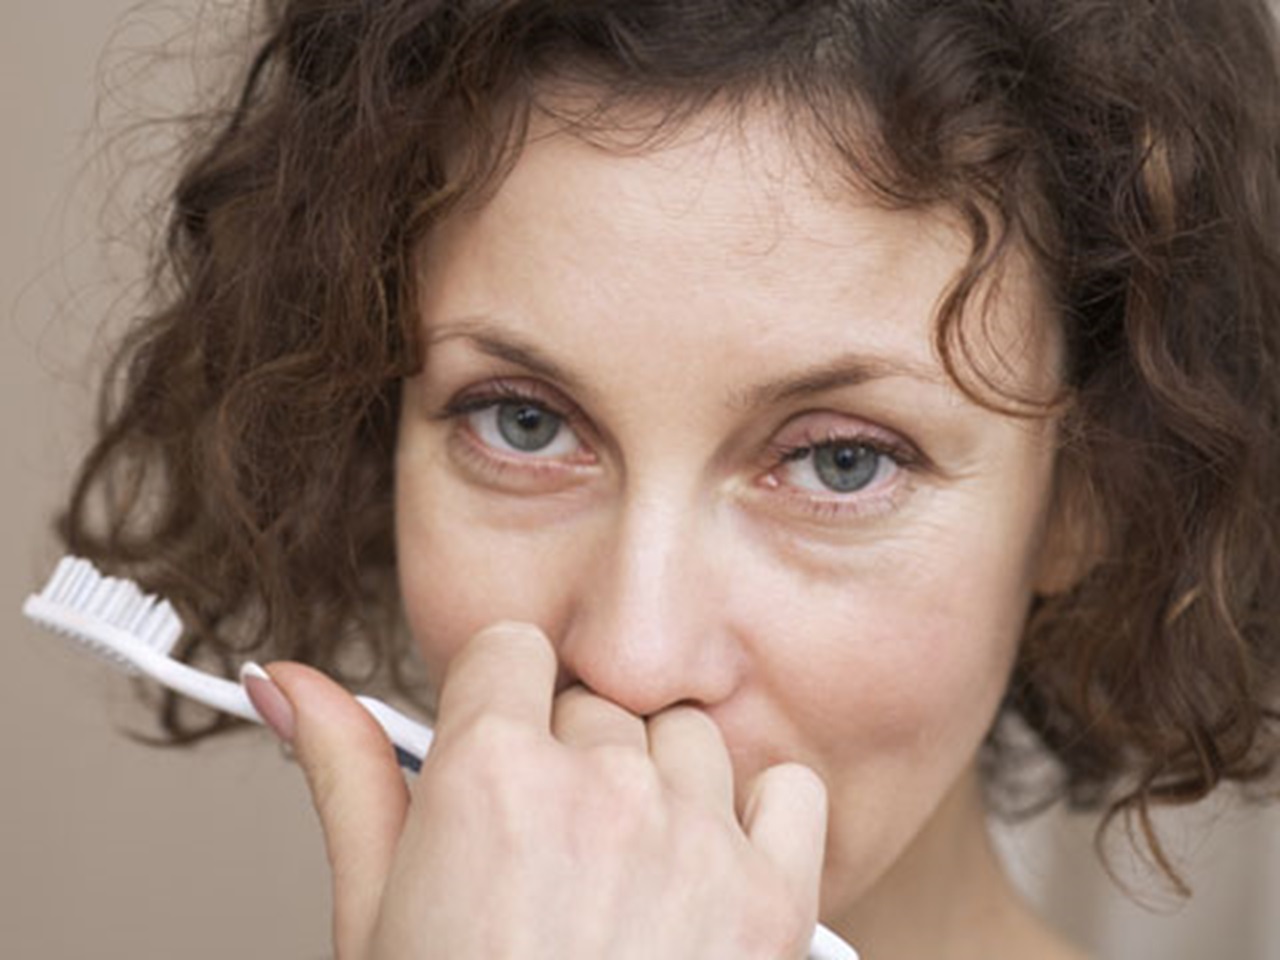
[498,402,561,451]
[814,443,879,493]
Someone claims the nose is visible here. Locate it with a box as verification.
[555,496,743,718]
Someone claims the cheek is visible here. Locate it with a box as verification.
[729,506,1039,787]
[740,554,1023,758]
[873,554,1029,723]
[395,474,587,682]
[840,577,1020,758]
[725,534,1035,896]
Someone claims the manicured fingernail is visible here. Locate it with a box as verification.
[241,661,296,743]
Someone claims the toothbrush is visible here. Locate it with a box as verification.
[23,554,859,960]
[21,555,433,771]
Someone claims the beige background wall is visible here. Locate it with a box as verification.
[2,3,1276,957]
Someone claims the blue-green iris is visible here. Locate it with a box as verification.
[812,443,880,493]
[497,402,562,452]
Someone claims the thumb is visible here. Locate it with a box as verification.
[244,662,410,960]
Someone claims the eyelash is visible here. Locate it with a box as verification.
[438,380,920,520]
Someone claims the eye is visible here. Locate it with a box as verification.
[779,440,897,495]
[759,411,924,521]
[438,380,592,468]
[468,398,584,458]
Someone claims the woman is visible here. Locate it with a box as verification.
[61,1,1280,957]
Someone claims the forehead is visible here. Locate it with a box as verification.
[419,102,1057,400]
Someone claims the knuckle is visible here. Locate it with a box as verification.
[462,710,530,755]
[741,895,810,960]
[672,810,727,876]
[577,747,665,841]
[429,714,535,794]
[592,744,661,798]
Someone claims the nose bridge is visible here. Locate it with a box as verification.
[559,488,738,716]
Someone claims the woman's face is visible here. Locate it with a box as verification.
[395,106,1065,912]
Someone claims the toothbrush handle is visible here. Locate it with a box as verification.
[142,647,435,769]
[811,922,859,959]
[355,695,434,769]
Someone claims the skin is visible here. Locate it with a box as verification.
[255,103,1090,959]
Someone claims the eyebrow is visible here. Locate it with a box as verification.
[732,352,945,410]
[428,320,943,410]
[428,323,585,393]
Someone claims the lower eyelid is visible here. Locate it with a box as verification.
[449,427,559,484]
[776,476,913,522]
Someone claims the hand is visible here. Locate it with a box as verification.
[256,622,828,960]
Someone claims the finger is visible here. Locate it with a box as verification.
[256,662,410,960]
[551,685,648,751]
[742,763,828,910]
[433,621,558,740]
[646,706,734,813]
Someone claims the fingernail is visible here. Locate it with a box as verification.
[241,661,296,743]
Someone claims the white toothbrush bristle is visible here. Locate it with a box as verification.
[26,557,185,667]
[23,557,495,789]
[46,557,75,600]
[143,600,182,651]
[51,559,82,604]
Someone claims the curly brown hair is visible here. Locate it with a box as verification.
[60,0,1280,889]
